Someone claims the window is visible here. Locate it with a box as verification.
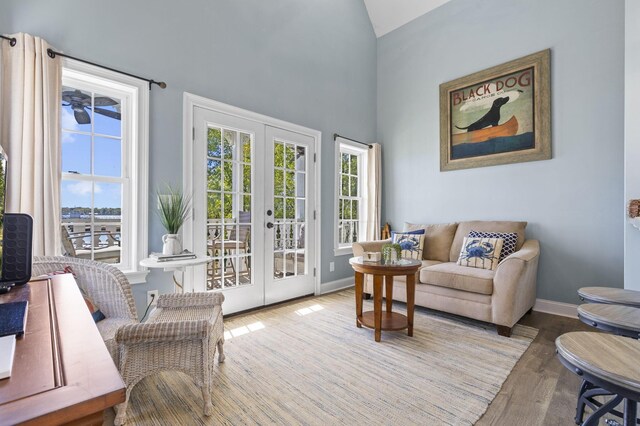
[60,60,149,282]
[334,141,368,256]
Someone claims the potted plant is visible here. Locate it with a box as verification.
[157,185,191,255]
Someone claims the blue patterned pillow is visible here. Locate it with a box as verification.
[391,229,425,260]
[468,230,517,262]
[457,237,503,271]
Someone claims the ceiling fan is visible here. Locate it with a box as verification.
[62,89,121,125]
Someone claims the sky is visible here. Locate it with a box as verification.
[61,88,122,210]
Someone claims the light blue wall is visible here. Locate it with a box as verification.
[377,0,624,304]
[1,0,377,314]
[625,0,640,291]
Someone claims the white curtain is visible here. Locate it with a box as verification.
[366,143,381,241]
[1,33,61,256]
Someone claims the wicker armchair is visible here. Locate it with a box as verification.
[31,256,226,425]
[32,256,138,360]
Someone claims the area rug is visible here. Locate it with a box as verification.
[116,289,537,425]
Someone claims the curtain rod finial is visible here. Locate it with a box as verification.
[149,80,167,89]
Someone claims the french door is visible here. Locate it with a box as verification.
[189,106,317,314]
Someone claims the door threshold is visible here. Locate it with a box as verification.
[223,293,315,319]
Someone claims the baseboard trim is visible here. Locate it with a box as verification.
[319,277,354,294]
[533,298,578,319]
[318,284,579,319]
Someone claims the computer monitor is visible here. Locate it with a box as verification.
[0,148,33,293]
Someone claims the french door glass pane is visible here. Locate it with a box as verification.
[206,126,253,290]
[273,141,306,279]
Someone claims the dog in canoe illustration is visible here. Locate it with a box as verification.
[453,96,518,145]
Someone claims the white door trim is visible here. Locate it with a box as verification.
[182,92,322,295]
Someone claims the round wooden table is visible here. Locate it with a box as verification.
[578,287,640,308]
[556,332,640,426]
[578,304,640,339]
[349,257,421,342]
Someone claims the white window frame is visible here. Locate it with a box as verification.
[61,59,149,283]
[334,139,368,256]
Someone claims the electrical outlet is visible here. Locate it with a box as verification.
[147,290,159,306]
[329,262,335,272]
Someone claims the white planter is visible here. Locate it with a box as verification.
[162,234,182,255]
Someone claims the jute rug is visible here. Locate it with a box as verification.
[111,289,537,425]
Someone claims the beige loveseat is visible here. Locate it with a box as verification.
[352,221,539,337]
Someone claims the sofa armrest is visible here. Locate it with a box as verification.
[351,239,392,257]
[501,239,539,263]
[491,240,540,328]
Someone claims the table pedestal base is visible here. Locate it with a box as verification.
[575,380,639,426]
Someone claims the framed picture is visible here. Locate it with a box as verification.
[440,49,551,171]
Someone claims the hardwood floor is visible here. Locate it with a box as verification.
[477,311,594,425]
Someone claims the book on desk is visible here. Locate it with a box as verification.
[0,301,28,379]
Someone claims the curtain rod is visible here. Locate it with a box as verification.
[0,35,16,46]
[46,49,166,90]
[1,34,166,90]
[333,133,372,149]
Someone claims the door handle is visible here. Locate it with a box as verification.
[266,222,274,229]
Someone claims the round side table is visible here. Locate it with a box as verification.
[556,332,640,426]
[578,287,640,308]
[140,255,213,293]
[349,257,421,342]
[578,304,640,339]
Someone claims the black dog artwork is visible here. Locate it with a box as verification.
[455,96,510,132]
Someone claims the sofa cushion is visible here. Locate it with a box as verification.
[456,237,503,271]
[420,262,494,295]
[404,222,459,262]
[449,221,527,262]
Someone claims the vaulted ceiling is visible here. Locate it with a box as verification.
[363,0,452,37]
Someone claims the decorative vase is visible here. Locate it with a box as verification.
[162,234,182,255]
[382,243,401,264]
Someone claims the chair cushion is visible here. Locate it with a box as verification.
[404,222,459,262]
[420,262,495,295]
[450,221,527,262]
[456,237,503,271]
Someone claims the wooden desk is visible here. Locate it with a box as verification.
[349,257,421,342]
[0,275,125,425]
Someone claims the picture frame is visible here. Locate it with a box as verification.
[440,49,551,171]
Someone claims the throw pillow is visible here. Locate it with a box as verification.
[391,230,425,260]
[457,237,504,271]
[468,230,518,262]
[46,266,105,323]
